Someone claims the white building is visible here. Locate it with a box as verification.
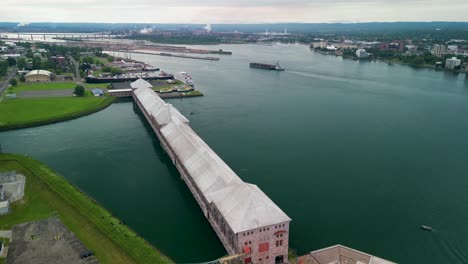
[25,70,53,82]
[0,201,9,215]
[447,45,458,53]
[445,57,461,70]
[432,44,446,57]
[356,49,369,59]
[133,86,291,264]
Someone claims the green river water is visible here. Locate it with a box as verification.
[1,44,468,263]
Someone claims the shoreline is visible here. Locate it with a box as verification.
[311,48,467,74]
[0,153,173,263]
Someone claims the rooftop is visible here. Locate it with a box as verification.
[25,70,52,77]
[134,86,291,233]
[130,78,153,89]
[298,244,396,264]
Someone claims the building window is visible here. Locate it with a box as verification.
[260,229,262,232]
[267,228,269,231]
[245,242,248,245]
[249,241,251,245]
[275,225,277,228]
[280,234,283,237]
[259,242,269,253]
[244,257,252,264]
[267,256,269,259]
[259,258,262,261]
[280,240,283,246]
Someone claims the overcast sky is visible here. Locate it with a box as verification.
[2,0,468,23]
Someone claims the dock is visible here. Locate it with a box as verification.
[118,50,220,61]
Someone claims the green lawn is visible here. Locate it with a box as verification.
[0,153,173,264]
[6,82,111,94]
[0,97,114,130]
[7,82,77,93]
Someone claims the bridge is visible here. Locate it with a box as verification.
[130,79,291,264]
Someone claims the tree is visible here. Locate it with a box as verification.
[74,85,85,97]
[32,57,42,70]
[17,57,27,69]
[9,78,17,86]
[0,61,8,76]
[19,75,26,82]
[110,67,122,76]
[7,57,16,66]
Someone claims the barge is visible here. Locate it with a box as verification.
[249,62,285,71]
[86,73,173,83]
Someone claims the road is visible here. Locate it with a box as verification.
[0,66,18,96]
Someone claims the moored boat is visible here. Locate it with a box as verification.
[175,72,195,87]
[249,62,285,71]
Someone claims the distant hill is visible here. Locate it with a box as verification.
[0,22,467,34]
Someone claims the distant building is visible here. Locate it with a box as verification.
[0,201,9,215]
[445,57,461,70]
[25,70,53,82]
[50,56,66,66]
[447,45,458,54]
[356,49,369,59]
[0,240,4,256]
[326,45,337,51]
[91,88,104,97]
[0,46,8,52]
[432,44,446,57]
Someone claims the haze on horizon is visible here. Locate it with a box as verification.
[1,0,468,24]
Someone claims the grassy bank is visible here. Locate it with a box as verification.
[0,153,173,264]
[7,82,76,93]
[0,97,115,131]
[6,82,110,94]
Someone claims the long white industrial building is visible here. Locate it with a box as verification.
[132,79,291,264]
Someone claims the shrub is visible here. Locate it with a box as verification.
[74,85,85,97]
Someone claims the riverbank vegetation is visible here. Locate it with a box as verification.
[0,153,173,264]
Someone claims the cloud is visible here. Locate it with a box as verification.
[0,0,467,23]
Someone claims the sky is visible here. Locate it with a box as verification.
[1,0,468,23]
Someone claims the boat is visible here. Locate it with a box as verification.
[249,62,285,71]
[175,72,195,87]
[85,73,173,83]
[421,225,433,231]
[142,66,159,71]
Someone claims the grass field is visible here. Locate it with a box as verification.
[0,153,172,264]
[0,97,114,130]
[7,82,76,93]
[6,82,111,94]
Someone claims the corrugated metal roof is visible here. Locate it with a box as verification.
[25,70,52,77]
[134,86,291,234]
[131,78,153,89]
[108,89,132,93]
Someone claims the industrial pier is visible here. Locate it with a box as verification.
[131,79,291,264]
